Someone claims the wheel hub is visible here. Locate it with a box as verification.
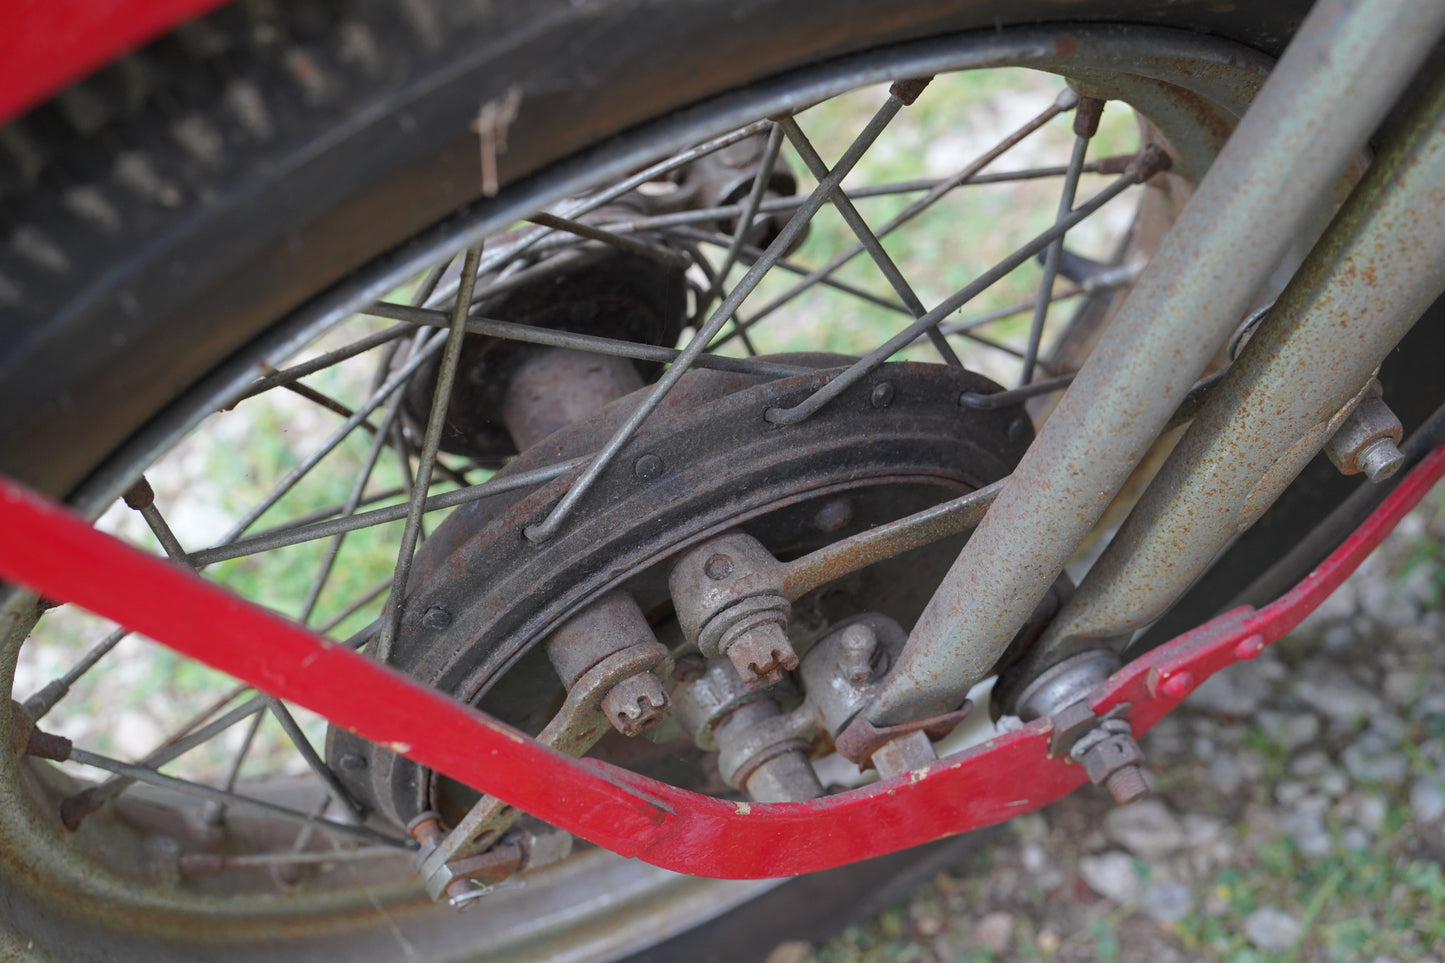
[330,358,1032,825]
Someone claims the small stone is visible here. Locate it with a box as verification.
[1078,851,1142,904]
[1187,662,1272,716]
[1182,813,1225,848]
[1104,799,1185,858]
[1341,826,1372,851]
[1276,781,1312,807]
[1320,768,1350,798]
[1355,793,1388,835]
[1293,665,1384,726]
[1384,669,1421,707]
[1410,776,1445,823]
[1140,881,1195,925]
[764,941,812,963]
[1290,750,1331,777]
[1021,842,1047,874]
[1258,710,1321,750]
[974,911,1013,953]
[1037,929,1060,955]
[1281,807,1331,858]
[1244,906,1301,950]
[1209,754,1244,793]
[1342,733,1409,785]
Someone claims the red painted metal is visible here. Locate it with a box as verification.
[0,0,232,124]
[0,441,1441,879]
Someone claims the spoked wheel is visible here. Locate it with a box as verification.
[0,1,1383,959]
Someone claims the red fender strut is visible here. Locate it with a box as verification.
[1,442,1442,879]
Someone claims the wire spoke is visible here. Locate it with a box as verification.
[523,90,913,543]
[712,88,1079,351]
[524,211,693,270]
[235,324,414,403]
[375,243,486,662]
[216,330,449,545]
[67,746,410,849]
[937,263,1138,337]
[703,122,785,306]
[365,299,818,378]
[777,114,962,367]
[187,457,586,567]
[1021,99,1100,385]
[765,155,1154,426]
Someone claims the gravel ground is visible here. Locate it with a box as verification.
[770,483,1445,963]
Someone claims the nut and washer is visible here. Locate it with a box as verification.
[669,533,798,689]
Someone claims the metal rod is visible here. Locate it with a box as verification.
[375,244,484,662]
[1020,127,1092,385]
[218,330,449,543]
[703,121,784,318]
[1038,66,1445,656]
[364,300,816,379]
[672,228,912,318]
[524,211,693,270]
[937,264,1137,337]
[589,160,1126,237]
[714,89,1077,350]
[782,479,1005,601]
[523,93,909,542]
[869,0,1445,725]
[297,397,409,624]
[777,115,961,367]
[236,324,413,402]
[67,746,410,849]
[187,457,585,567]
[765,158,1152,426]
[472,119,774,278]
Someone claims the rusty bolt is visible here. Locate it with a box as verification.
[601,672,669,737]
[1357,437,1404,482]
[813,497,854,533]
[421,606,453,630]
[1104,765,1151,805]
[703,554,734,580]
[838,623,877,683]
[634,453,665,479]
[1078,730,1149,805]
[723,621,798,690]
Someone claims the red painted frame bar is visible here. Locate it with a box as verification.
[1,441,1441,879]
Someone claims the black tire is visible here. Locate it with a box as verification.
[2,2,1442,961]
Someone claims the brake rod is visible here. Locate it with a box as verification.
[1,439,1440,879]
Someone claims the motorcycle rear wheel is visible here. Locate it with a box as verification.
[3,2,1440,961]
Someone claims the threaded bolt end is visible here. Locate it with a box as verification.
[1104,765,1150,805]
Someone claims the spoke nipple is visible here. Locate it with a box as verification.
[421,606,453,630]
[634,453,665,480]
[1072,96,1106,139]
[24,727,71,761]
[888,76,933,106]
[122,476,155,511]
[1126,144,1173,182]
[870,382,895,408]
